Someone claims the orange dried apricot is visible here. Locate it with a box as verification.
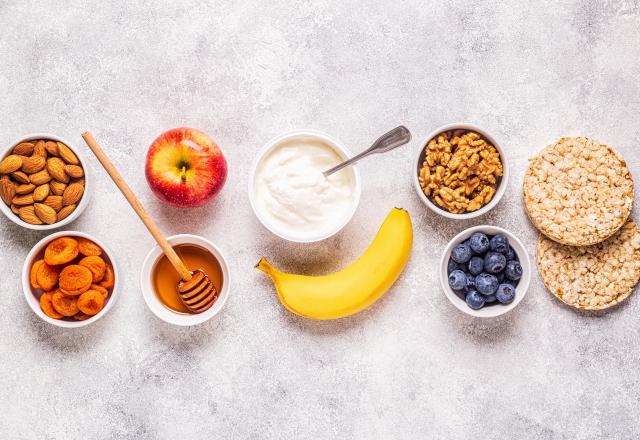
[99,264,115,289]
[59,265,93,293]
[39,292,63,319]
[73,312,91,321]
[90,284,109,299]
[78,238,102,257]
[79,256,106,283]
[44,237,79,265]
[51,290,79,316]
[30,260,44,288]
[36,262,62,292]
[77,290,104,315]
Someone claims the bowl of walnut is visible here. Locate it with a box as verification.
[0,133,91,230]
[413,123,509,219]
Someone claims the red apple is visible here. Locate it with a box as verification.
[145,128,227,208]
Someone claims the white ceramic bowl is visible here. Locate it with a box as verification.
[440,225,531,318]
[0,133,91,230]
[413,123,508,219]
[248,129,362,243]
[140,234,230,326]
[22,231,121,328]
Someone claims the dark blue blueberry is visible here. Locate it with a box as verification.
[484,293,497,303]
[469,232,490,254]
[451,243,473,264]
[468,256,484,275]
[505,260,523,281]
[496,271,505,283]
[465,290,485,310]
[505,246,516,261]
[447,259,461,275]
[505,279,518,288]
[490,234,510,254]
[475,273,499,295]
[484,252,506,274]
[448,270,467,291]
[496,283,516,304]
[464,273,476,292]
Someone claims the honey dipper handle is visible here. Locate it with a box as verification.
[81,131,193,281]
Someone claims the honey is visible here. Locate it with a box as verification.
[152,244,223,314]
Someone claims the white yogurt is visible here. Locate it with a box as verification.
[253,137,356,241]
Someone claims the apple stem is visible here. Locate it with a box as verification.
[181,166,187,181]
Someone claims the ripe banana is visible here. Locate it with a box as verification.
[256,207,413,319]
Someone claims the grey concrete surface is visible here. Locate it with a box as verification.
[1,1,640,439]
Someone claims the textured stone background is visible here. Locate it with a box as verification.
[1,1,639,439]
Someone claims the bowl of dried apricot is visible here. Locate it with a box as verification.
[0,133,91,230]
[22,231,119,327]
[413,123,509,219]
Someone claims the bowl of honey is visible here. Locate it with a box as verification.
[140,234,229,326]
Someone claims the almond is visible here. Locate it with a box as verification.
[12,193,34,206]
[0,176,15,206]
[10,204,20,215]
[57,143,79,165]
[21,155,46,174]
[33,140,47,158]
[34,203,57,224]
[13,142,34,156]
[45,141,59,156]
[33,183,50,202]
[57,204,76,222]
[50,180,67,196]
[44,195,63,212]
[18,205,43,225]
[47,157,69,183]
[0,155,23,174]
[29,169,51,185]
[15,183,35,194]
[62,182,84,206]
[64,165,84,179]
[11,171,30,184]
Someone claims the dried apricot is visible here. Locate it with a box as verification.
[73,312,91,321]
[36,263,62,292]
[78,238,102,257]
[40,292,63,319]
[90,284,109,299]
[99,264,115,289]
[59,265,93,293]
[77,290,104,315]
[79,256,106,283]
[51,290,79,316]
[30,260,44,288]
[44,237,79,265]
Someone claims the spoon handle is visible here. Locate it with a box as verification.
[323,125,411,177]
[81,131,193,281]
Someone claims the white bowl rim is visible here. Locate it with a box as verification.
[412,123,509,219]
[439,225,531,318]
[140,234,230,326]
[247,129,362,243]
[21,230,121,328]
[0,132,92,230]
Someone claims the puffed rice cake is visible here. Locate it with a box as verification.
[536,220,640,310]
[524,137,634,246]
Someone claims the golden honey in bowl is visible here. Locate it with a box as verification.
[152,244,223,314]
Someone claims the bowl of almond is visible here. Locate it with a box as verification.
[0,133,90,229]
[22,231,120,328]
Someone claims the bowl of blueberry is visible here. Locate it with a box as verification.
[440,225,531,317]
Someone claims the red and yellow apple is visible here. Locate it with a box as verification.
[145,128,227,208]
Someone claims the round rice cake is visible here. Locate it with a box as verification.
[524,137,634,246]
[536,220,640,310]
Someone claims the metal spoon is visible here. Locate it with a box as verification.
[323,125,412,177]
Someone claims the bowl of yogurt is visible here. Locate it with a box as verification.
[249,130,361,242]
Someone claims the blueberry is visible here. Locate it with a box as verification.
[451,243,472,264]
[505,260,523,281]
[484,252,506,274]
[505,246,516,261]
[464,273,476,292]
[484,293,497,303]
[468,256,484,275]
[448,270,467,291]
[490,234,510,254]
[496,271,505,283]
[475,273,499,295]
[447,259,461,275]
[496,283,516,304]
[505,278,518,288]
[469,232,490,254]
[465,290,485,310]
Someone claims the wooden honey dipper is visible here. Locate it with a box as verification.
[81,131,218,314]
